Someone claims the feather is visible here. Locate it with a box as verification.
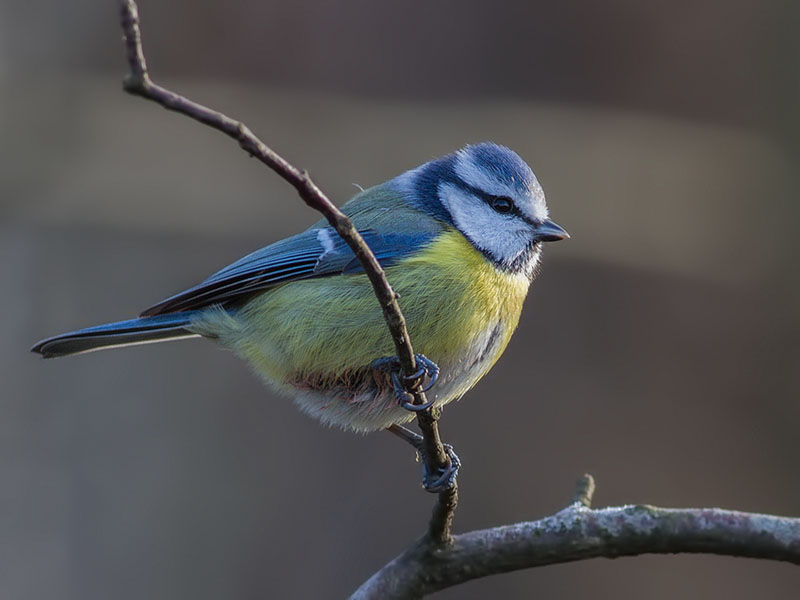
[140,227,437,316]
[31,312,202,358]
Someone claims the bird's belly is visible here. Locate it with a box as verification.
[284,317,513,433]
[192,229,531,431]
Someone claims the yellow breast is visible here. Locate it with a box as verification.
[393,228,530,366]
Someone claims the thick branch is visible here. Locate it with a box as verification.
[352,502,800,599]
[117,0,456,539]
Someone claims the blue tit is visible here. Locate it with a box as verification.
[32,142,568,432]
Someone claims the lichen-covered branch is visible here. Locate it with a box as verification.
[352,477,800,599]
[117,0,456,540]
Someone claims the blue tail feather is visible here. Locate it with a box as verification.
[31,312,204,358]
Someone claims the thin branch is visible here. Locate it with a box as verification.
[117,0,457,539]
[351,476,800,599]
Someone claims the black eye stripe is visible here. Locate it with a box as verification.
[449,178,522,215]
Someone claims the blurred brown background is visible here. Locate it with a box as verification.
[2,1,799,598]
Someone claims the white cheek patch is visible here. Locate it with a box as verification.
[439,183,534,266]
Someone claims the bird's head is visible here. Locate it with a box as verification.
[395,142,568,276]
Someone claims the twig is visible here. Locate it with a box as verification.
[351,475,800,599]
[117,0,457,540]
[570,473,596,508]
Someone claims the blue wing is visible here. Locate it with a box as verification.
[140,227,435,316]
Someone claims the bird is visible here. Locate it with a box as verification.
[32,142,567,436]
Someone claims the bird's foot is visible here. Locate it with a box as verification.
[422,443,460,493]
[370,353,439,411]
[386,424,460,493]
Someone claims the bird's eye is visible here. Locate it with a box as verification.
[490,196,513,214]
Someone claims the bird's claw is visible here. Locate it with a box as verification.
[386,424,460,492]
[402,355,439,393]
[392,370,436,411]
[421,443,460,493]
[371,353,440,411]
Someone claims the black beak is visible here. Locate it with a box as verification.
[533,219,569,242]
